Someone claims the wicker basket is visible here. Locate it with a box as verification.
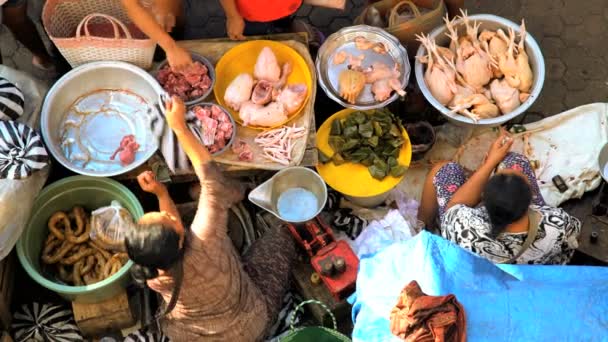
[354,0,445,57]
[42,0,156,69]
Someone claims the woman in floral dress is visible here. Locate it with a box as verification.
[418,129,581,265]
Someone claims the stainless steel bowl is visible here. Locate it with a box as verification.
[317,25,410,110]
[598,143,608,182]
[155,52,216,106]
[415,14,545,126]
[41,61,162,177]
[187,102,236,156]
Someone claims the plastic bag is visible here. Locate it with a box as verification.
[90,201,135,252]
[353,209,413,259]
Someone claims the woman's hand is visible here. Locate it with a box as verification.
[226,15,246,40]
[164,95,187,131]
[166,45,192,72]
[485,128,514,168]
[151,0,177,32]
[137,171,167,196]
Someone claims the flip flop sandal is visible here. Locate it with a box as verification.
[291,20,325,48]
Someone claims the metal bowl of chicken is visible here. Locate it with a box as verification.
[415,14,545,126]
[316,25,410,110]
[155,52,215,106]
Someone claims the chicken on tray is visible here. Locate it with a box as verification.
[417,10,534,122]
[333,36,406,104]
[223,47,308,127]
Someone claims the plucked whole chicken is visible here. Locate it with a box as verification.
[417,10,534,122]
[224,73,254,110]
[223,47,309,127]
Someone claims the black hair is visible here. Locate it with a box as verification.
[125,223,184,319]
[482,173,532,238]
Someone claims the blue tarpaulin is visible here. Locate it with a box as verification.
[350,231,608,342]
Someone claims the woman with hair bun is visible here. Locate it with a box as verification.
[125,96,295,341]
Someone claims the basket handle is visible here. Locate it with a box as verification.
[289,299,337,332]
[76,13,133,40]
[388,1,422,26]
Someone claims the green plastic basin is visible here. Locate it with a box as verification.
[16,176,144,304]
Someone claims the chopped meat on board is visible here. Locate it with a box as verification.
[231,139,254,161]
[157,61,212,102]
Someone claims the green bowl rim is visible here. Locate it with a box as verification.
[16,175,143,294]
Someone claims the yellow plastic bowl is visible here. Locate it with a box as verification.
[316,109,412,198]
[214,40,313,130]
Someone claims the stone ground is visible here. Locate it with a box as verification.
[2,0,608,116]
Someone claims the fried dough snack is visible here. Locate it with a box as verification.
[41,206,129,286]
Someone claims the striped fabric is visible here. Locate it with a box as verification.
[0,77,25,121]
[0,120,49,179]
[149,105,201,173]
[12,303,83,342]
[124,328,170,342]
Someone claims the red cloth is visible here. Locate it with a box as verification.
[390,281,467,342]
[236,0,302,22]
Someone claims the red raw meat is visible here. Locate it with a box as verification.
[200,116,218,146]
[231,139,253,161]
[185,73,201,86]
[218,122,233,139]
[193,106,211,121]
[189,88,204,99]
[156,61,211,101]
[189,62,208,75]
[189,105,233,154]
[198,75,212,89]
[110,135,139,166]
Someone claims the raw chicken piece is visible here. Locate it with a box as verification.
[231,139,253,161]
[251,80,273,105]
[339,69,366,104]
[199,116,218,145]
[471,103,500,119]
[479,29,506,78]
[355,36,375,49]
[239,101,288,127]
[224,73,254,111]
[452,12,494,91]
[110,135,139,166]
[276,84,308,114]
[354,36,388,54]
[450,93,500,122]
[364,62,400,83]
[254,47,281,82]
[515,20,533,93]
[347,54,365,70]
[497,28,520,89]
[417,33,457,105]
[371,78,405,102]
[449,84,475,107]
[490,78,520,114]
[333,51,348,65]
[274,63,293,90]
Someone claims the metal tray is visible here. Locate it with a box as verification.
[316,25,410,110]
[59,89,158,175]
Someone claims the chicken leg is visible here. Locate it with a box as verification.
[515,20,533,93]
